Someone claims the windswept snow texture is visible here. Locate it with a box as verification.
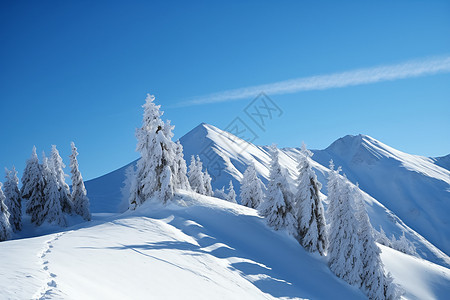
[84,123,450,267]
[311,134,450,256]
[1,191,449,299]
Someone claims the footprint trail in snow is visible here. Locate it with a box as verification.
[33,232,67,300]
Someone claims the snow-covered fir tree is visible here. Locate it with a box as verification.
[376,226,392,247]
[391,232,417,256]
[188,155,206,195]
[240,163,265,209]
[120,165,136,212]
[174,140,190,190]
[214,186,227,200]
[3,167,21,231]
[23,147,47,225]
[354,187,398,300]
[0,183,12,241]
[226,180,237,203]
[328,174,363,287]
[129,95,177,206]
[41,155,67,226]
[50,145,73,214]
[70,142,91,221]
[203,169,213,197]
[260,145,296,233]
[293,143,327,255]
[325,160,341,220]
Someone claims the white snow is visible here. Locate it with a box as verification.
[1,191,449,299]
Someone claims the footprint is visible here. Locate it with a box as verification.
[50,273,56,278]
[43,261,49,265]
[47,280,57,287]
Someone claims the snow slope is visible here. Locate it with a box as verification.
[310,135,450,256]
[84,123,450,267]
[1,191,449,299]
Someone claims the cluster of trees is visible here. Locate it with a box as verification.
[0,143,91,241]
[376,227,417,256]
[238,145,401,299]
[126,95,403,299]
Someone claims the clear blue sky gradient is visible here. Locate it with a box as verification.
[1,1,449,181]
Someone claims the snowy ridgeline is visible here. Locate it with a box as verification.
[1,94,449,300]
[119,95,406,299]
[0,142,91,241]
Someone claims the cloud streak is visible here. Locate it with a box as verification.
[176,55,450,107]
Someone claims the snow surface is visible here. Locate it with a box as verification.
[84,123,450,268]
[1,191,449,299]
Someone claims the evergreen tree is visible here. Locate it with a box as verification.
[328,176,363,287]
[203,169,213,197]
[240,163,265,209]
[174,140,190,190]
[260,145,296,233]
[120,165,136,212]
[3,167,21,231]
[50,145,73,214]
[214,186,227,200]
[294,143,327,255]
[41,155,67,226]
[188,155,206,195]
[326,160,342,221]
[24,147,47,225]
[391,232,417,256]
[226,180,237,203]
[376,226,392,247]
[70,142,91,221]
[130,95,176,206]
[0,183,12,241]
[354,187,390,299]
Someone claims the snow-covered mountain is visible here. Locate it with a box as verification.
[310,134,450,257]
[431,154,450,171]
[84,123,450,268]
[1,191,449,299]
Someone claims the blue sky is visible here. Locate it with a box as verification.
[1,0,449,181]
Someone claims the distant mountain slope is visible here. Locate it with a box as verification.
[431,154,450,171]
[1,191,449,299]
[84,123,450,267]
[310,134,450,256]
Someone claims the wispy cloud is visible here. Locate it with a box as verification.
[175,55,450,107]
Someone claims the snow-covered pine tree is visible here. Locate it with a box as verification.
[174,140,190,190]
[326,160,342,221]
[392,232,417,256]
[354,187,394,299]
[188,155,206,195]
[226,180,237,203]
[70,142,91,221]
[240,163,265,209]
[214,186,227,200]
[203,169,213,197]
[0,183,12,241]
[41,155,67,226]
[3,167,21,231]
[376,226,392,247]
[294,143,327,255]
[260,145,296,233]
[23,147,47,225]
[130,95,176,205]
[120,165,136,212]
[328,176,363,287]
[50,145,73,214]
